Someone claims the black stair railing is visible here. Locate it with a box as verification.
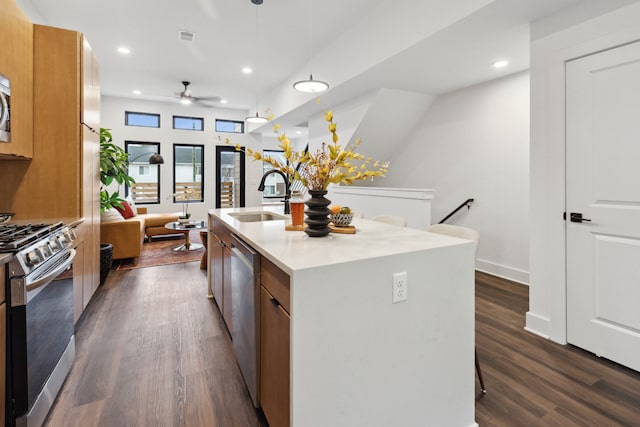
[437,198,474,224]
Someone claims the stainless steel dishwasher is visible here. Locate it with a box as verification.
[230,233,261,407]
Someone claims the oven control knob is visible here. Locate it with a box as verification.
[40,245,52,257]
[48,239,60,252]
[57,234,68,245]
[25,251,41,266]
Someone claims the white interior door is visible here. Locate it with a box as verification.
[566,41,640,372]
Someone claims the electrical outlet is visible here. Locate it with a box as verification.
[392,272,408,303]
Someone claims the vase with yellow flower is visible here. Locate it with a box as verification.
[226,108,389,237]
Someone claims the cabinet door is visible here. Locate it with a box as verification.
[0,302,5,425]
[0,0,33,159]
[260,286,290,427]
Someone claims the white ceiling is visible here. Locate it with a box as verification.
[18,0,584,118]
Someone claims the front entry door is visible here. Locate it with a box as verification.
[566,41,640,372]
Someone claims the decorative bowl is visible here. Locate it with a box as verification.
[0,213,14,224]
[178,218,191,224]
[331,213,353,227]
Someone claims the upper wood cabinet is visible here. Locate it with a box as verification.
[29,25,100,306]
[0,0,34,159]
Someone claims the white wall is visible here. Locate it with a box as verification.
[528,1,640,343]
[101,96,284,220]
[383,72,530,284]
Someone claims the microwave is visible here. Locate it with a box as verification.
[0,72,10,143]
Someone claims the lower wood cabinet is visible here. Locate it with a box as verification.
[1,263,5,426]
[260,285,290,427]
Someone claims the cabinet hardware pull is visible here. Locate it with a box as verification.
[270,297,280,308]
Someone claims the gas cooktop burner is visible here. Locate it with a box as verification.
[0,222,66,252]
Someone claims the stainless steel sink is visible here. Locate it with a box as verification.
[228,211,286,222]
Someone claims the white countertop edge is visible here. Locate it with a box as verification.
[210,206,472,275]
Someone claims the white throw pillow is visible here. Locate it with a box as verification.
[101,208,124,223]
[125,196,138,216]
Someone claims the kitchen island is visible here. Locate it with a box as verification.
[209,206,477,427]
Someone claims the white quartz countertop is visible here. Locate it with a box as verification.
[210,206,471,274]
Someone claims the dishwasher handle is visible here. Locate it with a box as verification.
[230,234,258,268]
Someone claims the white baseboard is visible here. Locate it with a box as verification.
[475,259,529,285]
[525,311,550,339]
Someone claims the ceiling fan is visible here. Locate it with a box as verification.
[176,81,220,106]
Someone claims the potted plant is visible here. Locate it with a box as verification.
[99,128,135,284]
[100,128,135,212]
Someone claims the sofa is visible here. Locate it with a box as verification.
[100,206,182,260]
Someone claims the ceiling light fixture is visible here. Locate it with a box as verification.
[246,4,268,125]
[242,67,253,74]
[133,90,142,95]
[117,46,130,55]
[293,0,329,93]
[220,99,228,104]
[179,81,193,105]
[493,60,509,69]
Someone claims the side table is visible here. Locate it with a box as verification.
[164,220,205,251]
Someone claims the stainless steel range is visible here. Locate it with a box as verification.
[0,222,76,427]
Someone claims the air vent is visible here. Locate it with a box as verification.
[178,30,196,42]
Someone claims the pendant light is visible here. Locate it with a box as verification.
[293,0,329,93]
[246,4,268,124]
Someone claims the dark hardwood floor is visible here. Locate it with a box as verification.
[44,265,640,426]
[474,271,640,426]
[45,262,268,427]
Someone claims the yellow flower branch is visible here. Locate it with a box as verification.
[220,107,389,191]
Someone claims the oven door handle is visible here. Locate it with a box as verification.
[25,249,76,292]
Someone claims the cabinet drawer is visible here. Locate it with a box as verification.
[261,257,290,314]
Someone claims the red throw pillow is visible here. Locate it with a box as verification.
[116,201,135,219]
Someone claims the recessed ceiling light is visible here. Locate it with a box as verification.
[493,60,508,69]
[296,130,302,135]
[132,90,142,95]
[220,99,228,104]
[242,67,252,74]
[117,46,131,55]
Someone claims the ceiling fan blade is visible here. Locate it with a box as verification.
[196,96,221,102]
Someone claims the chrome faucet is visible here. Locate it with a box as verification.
[258,169,291,214]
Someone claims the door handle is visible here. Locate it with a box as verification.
[570,212,592,223]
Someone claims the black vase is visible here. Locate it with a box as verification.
[304,190,332,237]
[100,243,113,286]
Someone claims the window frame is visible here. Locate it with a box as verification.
[173,143,205,204]
[124,141,162,204]
[215,118,244,134]
[173,115,204,131]
[125,111,161,128]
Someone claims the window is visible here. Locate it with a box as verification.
[125,111,160,128]
[262,150,288,198]
[216,146,245,208]
[174,144,204,203]
[125,141,161,203]
[215,119,244,133]
[173,115,204,131]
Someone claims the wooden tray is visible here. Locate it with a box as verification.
[329,224,356,234]
[286,224,356,234]
[285,224,306,231]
